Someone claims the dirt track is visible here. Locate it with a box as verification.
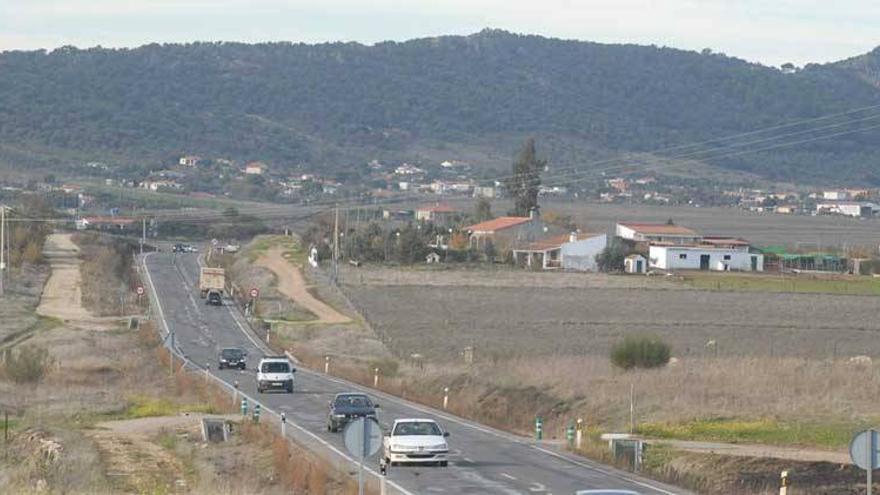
[36,233,93,322]
[255,247,351,324]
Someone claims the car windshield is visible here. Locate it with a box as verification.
[334,395,372,408]
[261,362,289,373]
[393,422,441,436]
[221,349,243,359]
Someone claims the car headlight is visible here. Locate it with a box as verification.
[428,443,448,451]
[332,413,346,419]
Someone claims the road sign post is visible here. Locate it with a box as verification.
[249,287,260,318]
[135,285,145,306]
[343,417,382,495]
[241,397,248,417]
[850,429,880,495]
[535,416,543,441]
[566,423,575,448]
[253,403,261,423]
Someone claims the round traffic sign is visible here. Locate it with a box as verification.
[249,287,260,298]
[343,417,382,460]
[850,429,880,470]
[136,285,145,296]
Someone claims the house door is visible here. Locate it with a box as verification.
[751,255,758,271]
[700,254,710,270]
[636,260,643,273]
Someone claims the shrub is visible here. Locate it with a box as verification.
[610,336,671,370]
[2,344,55,383]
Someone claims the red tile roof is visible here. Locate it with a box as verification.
[619,222,698,236]
[465,216,532,233]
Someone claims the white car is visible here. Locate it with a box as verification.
[256,356,295,393]
[383,418,449,466]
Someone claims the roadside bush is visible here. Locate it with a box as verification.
[2,344,56,383]
[368,358,399,378]
[610,336,671,370]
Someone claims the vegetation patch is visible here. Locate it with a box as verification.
[610,335,671,370]
[683,272,880,295]
[122,395,219,419]
[637,417,869,449]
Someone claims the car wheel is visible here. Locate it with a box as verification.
[240,364,246,370]
[439,461,448,467]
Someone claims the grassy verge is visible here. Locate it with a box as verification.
[682,272,880,295]
[637,418,870,450]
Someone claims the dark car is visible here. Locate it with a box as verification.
[218,347,247,370]
[327,393,379,432]
[206,291,223,306]
[172,243,185,253]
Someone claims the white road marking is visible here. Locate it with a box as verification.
[500,473,517,481]
[528,481,546,492]
[463,457,474,463]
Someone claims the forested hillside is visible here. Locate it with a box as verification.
[1,29,879,184]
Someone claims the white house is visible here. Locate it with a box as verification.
[245,162,266,175]
[616,222,702,245]
[822,190,850,201]
[649,238,764,272]
[179,155,201,167]
[512,232,607,271]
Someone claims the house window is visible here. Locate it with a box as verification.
[723,255,732,260]
[679,253,687,260]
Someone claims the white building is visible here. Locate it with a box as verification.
[815,201,876,218]
[649,239,764,272]
[512,232,607,271]
[616,222,702,245]
[822,190,850,201]
[245,162,266,175]
[624,254,647,274]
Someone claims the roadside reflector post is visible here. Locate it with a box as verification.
[204,363,210,383]
[576,418,584,449]
[233,380,239,406]
[253,403,261,423]
[241,397,248,417]
[266,326,270,344]
[779,470,790,495]
[281,412,286,436]
[566,422,576,449]
[535,416,543,441]
[373,367,379,388]
[443,387,449,410]
[324,355,330,374]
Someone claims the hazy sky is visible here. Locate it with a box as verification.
[2,0,878,66]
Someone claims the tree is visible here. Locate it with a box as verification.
[474,198,493,222]
[595,239,628,272]
[611,336,671,370]
[506,138,544,217]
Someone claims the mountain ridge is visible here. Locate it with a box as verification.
[1,30,879,184]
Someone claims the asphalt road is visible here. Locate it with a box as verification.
[143,251,690,495]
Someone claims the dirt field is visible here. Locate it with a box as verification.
[36,233,93,322]
[344,283,880,362]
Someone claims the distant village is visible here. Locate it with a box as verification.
[3,153,878,277]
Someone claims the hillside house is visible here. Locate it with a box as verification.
[141,179,182,191]
[512,232,607,271]
[625,254,647,273]
[245,162,267,175]
[179,155,202,167]
[416,204,459,223]
[465,213,544,252]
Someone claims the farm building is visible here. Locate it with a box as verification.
[624,254,647,273]
[815,201,877,218]
[616,222,701,246]
[649,237,764,272]
[465,213,544,252]
[512,232,607,271]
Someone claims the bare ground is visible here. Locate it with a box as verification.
[255,246,351,324]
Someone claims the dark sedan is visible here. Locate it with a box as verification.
[327,393,379,432]
[218,347,247,370]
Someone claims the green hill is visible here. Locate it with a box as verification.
[1,29,879,184]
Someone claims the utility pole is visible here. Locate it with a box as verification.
[0,205,5,298]
[140,217,146,255]
[332,206,339,285]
